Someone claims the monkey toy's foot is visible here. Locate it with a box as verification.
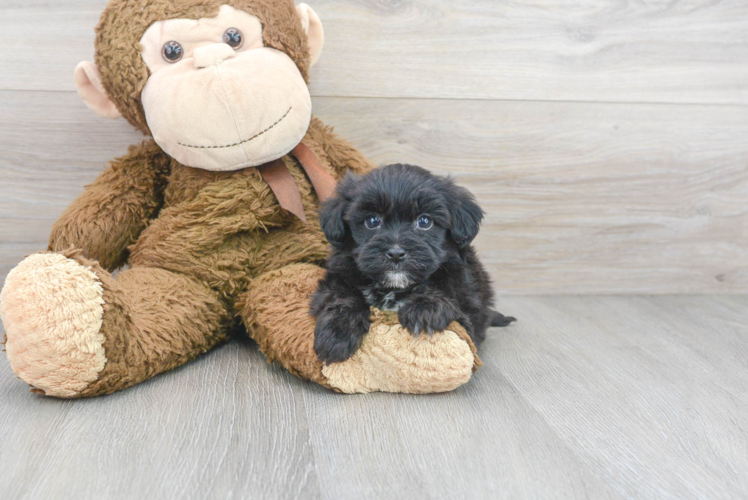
[1,253,108,397]
[320,310,481,394]
[240,264,481,394]
[1,251,231,398]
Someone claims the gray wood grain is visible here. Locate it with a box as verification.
[0,339,319,500]
[495,295,748,499]
[301,358,622,499]
[0,1,105,92]
[2,90,746,294]
[1,1,747,105]
[310,0,748,104]
[314,97,748,294]
[2,296,747,499]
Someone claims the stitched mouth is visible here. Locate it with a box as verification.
[178,106,292,149]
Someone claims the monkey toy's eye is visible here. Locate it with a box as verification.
[161,41,183,63]
[416,215,433,230]
[223,28,244,49]
[365,215,382,230]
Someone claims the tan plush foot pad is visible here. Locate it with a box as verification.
[323,311,480,394]
[0,253,107,397]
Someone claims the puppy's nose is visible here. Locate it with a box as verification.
[386,246,408,263]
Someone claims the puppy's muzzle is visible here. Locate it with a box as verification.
[385,245,408,264]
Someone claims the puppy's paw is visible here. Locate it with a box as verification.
[398,297,457,336]
[314,308,371,364]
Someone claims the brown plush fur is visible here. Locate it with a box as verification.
[238,263,332,388]
[0,0,482,397]
[50,140,171,271]
[36,0,374,398]
[57,249,234,397]
[48,116,373,396]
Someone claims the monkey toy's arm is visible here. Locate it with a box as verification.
[48,139,171,271]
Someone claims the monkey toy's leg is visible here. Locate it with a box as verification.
[0,250,232,398]
[238,263,481,394]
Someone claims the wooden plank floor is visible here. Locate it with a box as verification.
[1,295,747,499]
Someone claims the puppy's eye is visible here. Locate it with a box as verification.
[162,41,184,63]
[223,28,244,49]
[416,215,433,230]
[365,215,382,229]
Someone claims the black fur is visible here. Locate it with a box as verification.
[310,164,516,364]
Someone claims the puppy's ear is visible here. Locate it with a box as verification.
[445,181,484,247]
[320,172,358,247]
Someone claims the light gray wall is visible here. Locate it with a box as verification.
[1,0,746,293]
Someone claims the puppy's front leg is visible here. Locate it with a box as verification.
[311,276,371,364]
[398,291,467,336]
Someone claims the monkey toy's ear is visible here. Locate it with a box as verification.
[73,61,122,119]
[319,173,357,247]
[296,3,324,66]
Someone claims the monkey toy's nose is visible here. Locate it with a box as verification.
[193,43,236,69]
[386,246,408,263]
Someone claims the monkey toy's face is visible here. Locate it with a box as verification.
[74,2,324,171]
[140,5,312,170]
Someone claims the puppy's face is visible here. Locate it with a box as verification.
[320,164,484,289]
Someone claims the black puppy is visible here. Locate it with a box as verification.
[310,164,515,364]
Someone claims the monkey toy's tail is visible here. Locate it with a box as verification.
[490,310,516,327]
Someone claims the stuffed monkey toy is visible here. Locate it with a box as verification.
[0,0,480,398]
